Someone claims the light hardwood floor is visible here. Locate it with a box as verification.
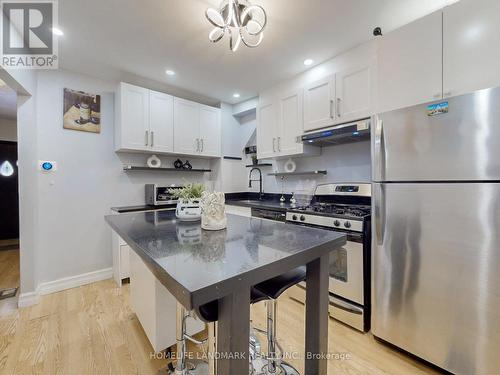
[0,249,20,290]
[0,279,442,375]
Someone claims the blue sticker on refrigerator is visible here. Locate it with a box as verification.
[427,101,449,116]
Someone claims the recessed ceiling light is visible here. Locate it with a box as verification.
[165,70,176,76]
[233,93,241,98]
[52,27,64,36]
[304,59,314,66]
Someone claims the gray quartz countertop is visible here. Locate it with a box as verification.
[105,210,345,310]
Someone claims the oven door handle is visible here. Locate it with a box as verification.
[329,298,363,315]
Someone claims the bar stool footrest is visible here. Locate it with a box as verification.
[161,359,209,375]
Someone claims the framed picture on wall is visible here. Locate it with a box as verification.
[63,88,101,133]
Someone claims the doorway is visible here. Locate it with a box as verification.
[0,80,19,304]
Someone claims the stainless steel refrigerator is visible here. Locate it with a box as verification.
[371,87,500,375]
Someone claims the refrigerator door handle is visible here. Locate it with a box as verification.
[373,183,386,246]
[372,117,386,181]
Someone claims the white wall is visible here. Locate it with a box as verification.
[0,118,17,141]
[34,69,217,285]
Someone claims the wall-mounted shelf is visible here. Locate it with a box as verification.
[267,170,327,177]
[246,163,273,167]
[123,166,212,173]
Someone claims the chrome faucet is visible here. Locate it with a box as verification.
[248,167,264,200]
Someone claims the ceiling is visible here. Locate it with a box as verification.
[57,0,455,105]
[0,79,17,120]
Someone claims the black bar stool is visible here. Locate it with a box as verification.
[168,288,268,375]
[253,266,306,375]
[168,267,306,375]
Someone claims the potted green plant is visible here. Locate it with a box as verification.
[251,154,258,165]
[168,183,205,221]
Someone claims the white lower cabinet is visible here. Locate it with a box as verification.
[129,250,205,352]
[112,230,130,287]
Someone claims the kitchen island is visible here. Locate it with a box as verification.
[105,209,346,375]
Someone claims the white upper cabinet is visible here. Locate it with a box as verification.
[116,83,150,151]
[443,0,500,97]
[257,101,277,159]
[173,97,200,155]
[376,11,443,113]
[303,76,335,131]
[149,90,174,153]
[257,92,319,159]
[199,104,221,157]
[278,90,304,156]
[335,64,373,123]
[115,83,220,158]
[173,98,221,157]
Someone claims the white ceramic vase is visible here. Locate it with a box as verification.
[200,191,227,231]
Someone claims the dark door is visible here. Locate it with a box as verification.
[0,141,19,240]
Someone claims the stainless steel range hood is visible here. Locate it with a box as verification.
[301,118,370,146]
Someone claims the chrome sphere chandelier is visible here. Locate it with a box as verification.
[205,0,267,52]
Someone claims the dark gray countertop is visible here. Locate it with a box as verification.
[111,204,176,213]
[105,210,346,310]
[226,199,296,211]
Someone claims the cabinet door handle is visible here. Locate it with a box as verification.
[330,99,334,119]
[272,138,276,153]
[336,98,341,118]
[196,138,200,152]
[277,137,281,152]
[150,131,154,147]
[200,139,204,153]
[145,130,149,146]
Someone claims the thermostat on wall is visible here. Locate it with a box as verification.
[38,160,57,172]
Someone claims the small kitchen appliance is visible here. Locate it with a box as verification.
[145,184,181,206]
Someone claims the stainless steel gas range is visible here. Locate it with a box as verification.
[286,183,371,332]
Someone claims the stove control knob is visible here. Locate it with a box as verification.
[334,220,341,227]
[344,221,351,229]
[300,215,306,222]
[292,215,298,221]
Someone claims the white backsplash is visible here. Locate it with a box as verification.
[247,141,371,195]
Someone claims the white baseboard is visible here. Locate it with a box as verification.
[39,268,113,295]
[17,267,113,308]
[18,291,40,308]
